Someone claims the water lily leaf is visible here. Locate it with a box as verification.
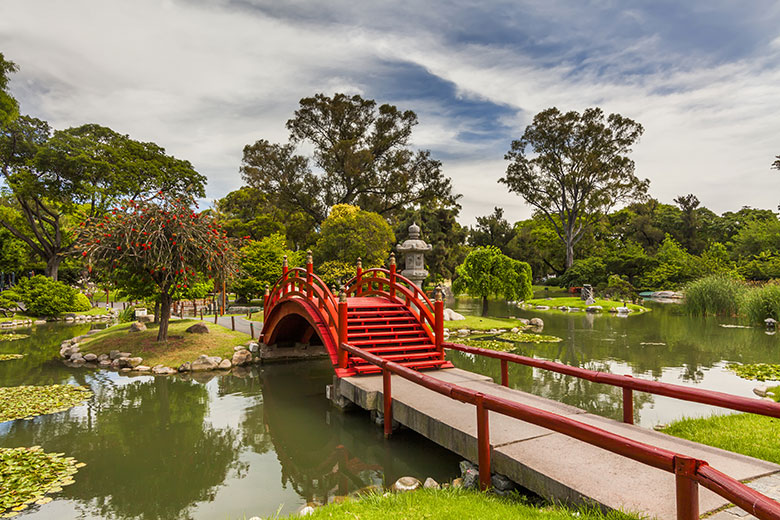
[0,385,92,423]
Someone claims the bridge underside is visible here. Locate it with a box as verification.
[260,299,334,364]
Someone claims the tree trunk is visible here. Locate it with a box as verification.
[481,295,489,317]
[565,240,575,270]
[45,255,61,281]
[157,292,172,342]
[153,301,160,324]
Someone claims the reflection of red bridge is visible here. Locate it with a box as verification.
[262,254,452,377]
[261,255,780,519]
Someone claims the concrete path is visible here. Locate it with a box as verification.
[336,368,780,519]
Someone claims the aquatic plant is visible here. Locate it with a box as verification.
[0,385,92,422]
[0,334,28,342]
[0,354,23,361]
[0,446,84,517]
[741,282,780,324]
[683,274,746,317]
[727,363,780,382]
[498,332,563,343]
[455,338,516,351]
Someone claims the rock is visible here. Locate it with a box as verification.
[297,504,316,516]
[443,308,466,321]
[491,473,515,491]
[70,352,84,362]
[83,353,98,362]
[585,296,596,305]
[586,306,603,313]
[117,357,135,369]
[34,319,46,325]
[232,349,253,366]
[135,365,151,372]
[391,476,421,492]
[127,357,143,368]
[451,478,463,488]
[137,314,154,323]
[528,318,544,328]
[70,344,80,353]
[109,350,121,360]
[653,424,669,431]
[534,305,550,310]
[120,367,131,372]
[191,355,219,371]
[152,365,176,375]
[110,359,121,370]
[754,386,768,398]
[423,477,440,489]
[218,358,232,370]
[234,345,247,351]
[99,360,112,368]
[129,322,147,332]
[510,327,520,333]
[248,342,259,353]
[462,468,479,489]
[456,329,469,337]
[98,354,109,361]
[118,352,131,358]
[178,362,192,372]
[185,322,210,334]
[616,307,631,314]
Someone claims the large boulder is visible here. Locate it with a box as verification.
[191,355,218,371]
[391,476,421,492]
[442,308,466,321]
[152,365,176,375]
[129,322,146,333]
[185,322,210,334]
[83,353,98,362]
[232,349,253,366]
[218,359,232,370]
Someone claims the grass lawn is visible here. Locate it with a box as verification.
[276,489,639,520]
[79,319,250,368]
[70,307,113,316]
[663,413,780,464]
[532,285,571,299]
[526,297,648,313]
[444,315,527,331]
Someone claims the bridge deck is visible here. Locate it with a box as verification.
[335,367,780,519]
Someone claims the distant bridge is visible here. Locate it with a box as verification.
[261,254,780,520]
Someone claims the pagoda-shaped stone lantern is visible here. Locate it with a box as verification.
[396,222,432,287]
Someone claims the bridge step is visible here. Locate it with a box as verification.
[351,351,442,364]
[348,329,427,339]
[363,344,438,354]
[349,336,431,346]
[352,359,451,375]
[347,316,418,324]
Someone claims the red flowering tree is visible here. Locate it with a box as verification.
[79,195,240,341]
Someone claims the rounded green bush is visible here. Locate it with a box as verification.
[69,292,92,312]
[15,275,76,317]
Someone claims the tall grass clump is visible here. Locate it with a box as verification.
[741,282,780,324]
[683,274,746,317]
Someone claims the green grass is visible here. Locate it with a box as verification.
[79,319,250,368]
[525,297,648,313]
[69,307,112,316]
[532,285,571,299]
[274,489,639,520]
[663,413,780,464]
[444,315,528,331]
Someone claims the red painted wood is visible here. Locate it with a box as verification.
[383,368,392,438]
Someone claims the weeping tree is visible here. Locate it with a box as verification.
[79,195,240,341]
[453,246,533,316]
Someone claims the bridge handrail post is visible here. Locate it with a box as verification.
[356,258,363,296]
[382,362,393,438]
[476,392,491,490]
[282,255,289,296]
[623,375,634,424]
[434,285,444,353]
[338,288,348,369]
[675,456,700,520]
[263,284,270,321]
[500,359,508,386]
[306,250,313,299]
[389,253,396,299]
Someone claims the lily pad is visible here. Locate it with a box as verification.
[0,334,28,342]
[0,354,23,362]
[0,446,83,517]
[727,363,780,382]
[455,338,518,352]
[0,385,93,423]
[497,332,563,343]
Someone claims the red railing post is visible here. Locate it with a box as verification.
[383,364,393,438]
[434,285,444,353]
[476,392,491,490]
[356,258,363,296]
[675,456,700,520]
[263,284,270,321]
[338,288,348,369]
[282,255,289,295]
[501,359,508,387]
[306,250,313,299]
[389,253,396,299]
[623,381,634,424]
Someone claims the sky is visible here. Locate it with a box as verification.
[2,0,780,226]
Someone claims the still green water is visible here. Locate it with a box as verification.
[0,323,460,520]
[450,298,779,427]
[1,302,777,518]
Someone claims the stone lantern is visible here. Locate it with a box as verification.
[396,222,432,287]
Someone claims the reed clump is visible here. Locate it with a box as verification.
[683,274,746,317]
[741,282,780,324]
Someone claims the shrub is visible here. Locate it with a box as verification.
[318,260,357,288]
[15,276,76,317]
[604,275,638,301]
[118,306,136,323]
[741,282,780,324]
[69,293,92,312]
[559,257,607,288]
[683,274,747,317]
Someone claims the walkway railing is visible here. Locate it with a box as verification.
[342,341,780,520]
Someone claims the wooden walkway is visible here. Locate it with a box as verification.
[335,368,780,519]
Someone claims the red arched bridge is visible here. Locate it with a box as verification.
[261,254,780,520]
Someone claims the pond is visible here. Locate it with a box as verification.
[450,298,778,427]
[1,301,776,518]
[0,323,460,520]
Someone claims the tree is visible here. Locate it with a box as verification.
[314,204,394,267]
[674,193,703,253]
[0,119,207,279]
[240,93,459,224]
[0,52,18,127]
[773,155,779,171]
[79,196,239,341]
[501,107,649,269]
[453,246,532,316]
[469,207,516,254]
[233,233,303,303]
[0,227,28,273]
